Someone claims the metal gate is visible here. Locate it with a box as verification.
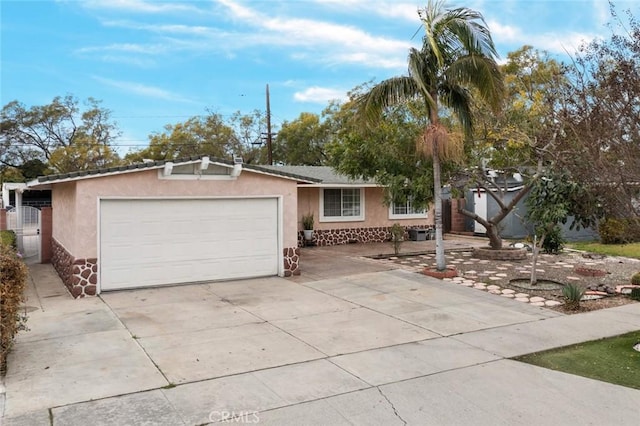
[6,206,41,263]
[442,199,452,233]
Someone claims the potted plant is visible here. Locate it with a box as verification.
[302,213,314,241]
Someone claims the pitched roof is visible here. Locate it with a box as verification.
[259,165,375,186]
[29,156,321,186]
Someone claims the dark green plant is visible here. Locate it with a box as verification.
[630,288,640,301]
[562,283,586,311]
[0,230,17,249]
[599,218,628,244]
[390,223,404,255]
[301,213,314,230]
[541,225,566,254]
[631,272,640,286]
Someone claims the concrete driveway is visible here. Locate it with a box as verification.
[3,243,640,425]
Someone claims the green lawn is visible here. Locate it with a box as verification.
[568,241,640,259]
[515,331,640,390]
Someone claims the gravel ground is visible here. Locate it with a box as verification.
[379,249,640,314]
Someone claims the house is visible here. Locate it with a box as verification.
[2,156,433,298]
[465,175,598,241]
[1,182,51,209]
[261,165,434,246]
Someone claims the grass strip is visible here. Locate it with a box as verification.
[515,330,640,390]
[569,242,640,259]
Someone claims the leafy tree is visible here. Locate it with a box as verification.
[274,112,330,165]
[525,171,597,284]
[329,89,435,209]
[0,159,50,184]
[18,159,49,180]
[354,0,503,270]
[125,110,269,164]
[0,95,121,173]
[454,46,567,249]
[556,4,640,238]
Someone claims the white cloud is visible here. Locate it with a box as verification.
[487,19,594,55]
[98,55,156,67]
[102,20,216,36]
[312,0,421,21]
[487,20,520,42]
[77,42,167,55]
[216,0,415,69]
[92,76,197,103]
[592,0,610,27]
[82,0,201,14]
[294,87,348,103]
[533,32,594,55]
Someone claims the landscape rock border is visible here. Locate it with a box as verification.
[423,267,458,279]
[574,266,608,277]
[472,247,528,261]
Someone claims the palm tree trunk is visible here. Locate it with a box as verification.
[432,145,446,270]
[429,102,446,271]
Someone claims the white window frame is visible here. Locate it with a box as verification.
[319,187,365,222]
[388,197,428,220]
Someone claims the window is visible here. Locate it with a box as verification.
[320,188,364,222]
[158,163,235,180]
[389,197,427,219]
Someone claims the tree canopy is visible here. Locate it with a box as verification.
[273,112,330,166]
[344,0,504,269]
[555,4,640,238]
[124,110,269,164]
[0,95,121,176]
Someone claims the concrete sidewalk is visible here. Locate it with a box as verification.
[2,259,639,425]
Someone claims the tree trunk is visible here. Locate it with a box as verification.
[428,97,446,271]
[530,233,546,286]
[433,146,446,270]
[485,224,503,249]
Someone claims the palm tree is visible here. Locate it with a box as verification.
[357,0,503,270]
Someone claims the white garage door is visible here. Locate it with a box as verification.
[100,198,279,291]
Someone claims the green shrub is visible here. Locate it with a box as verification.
[0,230,16,249]
[631,288,640,301]
[562,283,586,311]
[598,218,640,244]
[542,225,565,254]
[390,223,404,255]
[0,243,28,376]
[301,213,314,230]
[632,272,640,286]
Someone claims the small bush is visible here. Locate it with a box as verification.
[390,223,404,255]
[631,288,640,301]
[301,213,314,230]
[0,243,28,376]
[562,283,586,311]
[598,218,640,244]
[631,272,640,285]
[542,226,565,254]
[0,230,17,249]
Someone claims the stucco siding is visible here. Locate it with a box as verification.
[52,182,77,254]
[69,169,298,258]
[297,186,434,230]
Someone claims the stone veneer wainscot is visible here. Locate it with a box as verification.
[298,224,433,247]
[51,238,98,298]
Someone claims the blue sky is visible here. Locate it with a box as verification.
[2,0,638,153]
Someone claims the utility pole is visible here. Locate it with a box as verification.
[265,84,273,165]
